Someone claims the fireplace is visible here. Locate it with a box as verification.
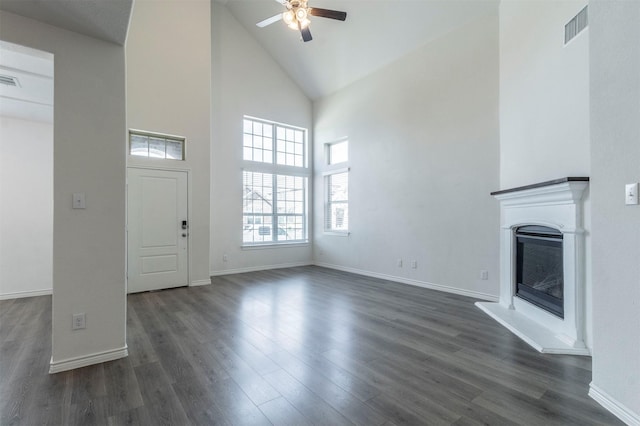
[515,225,563,318]
[476,177,589,355]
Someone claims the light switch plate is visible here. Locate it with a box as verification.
[73,192,86,209]
[625,183,639,205]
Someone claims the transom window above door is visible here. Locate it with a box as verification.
[129,129,185,160]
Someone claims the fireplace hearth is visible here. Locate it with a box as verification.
[476,177,590,355]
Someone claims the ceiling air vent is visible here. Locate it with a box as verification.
[0,74,20,87]
[565,6,588,45]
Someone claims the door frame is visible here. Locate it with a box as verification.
[126,165,192,292]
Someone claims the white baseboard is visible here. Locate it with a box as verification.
[210,261,313,277]
[190,279,211,287]
[0,288,52,300]
[314,262,499,302]
[49,345,129,374]
[589,382,640,426]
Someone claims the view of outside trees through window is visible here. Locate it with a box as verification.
[242,117,308,245]
[326,171,349,232]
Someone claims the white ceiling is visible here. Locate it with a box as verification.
[223,0,499,99]
[0,0,132,45]
[0,41,53,123]
[0,0,498,102]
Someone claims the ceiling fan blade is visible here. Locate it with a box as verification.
[309,8,347,21]
[256,13,283,28]
[299,23,312,42]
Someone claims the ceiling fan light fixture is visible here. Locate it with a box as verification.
[299,17,311,29]
[257,0,346,41]
[283,10,300,30]
[296,7,307,20]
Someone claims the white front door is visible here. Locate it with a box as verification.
[127,167,188,293]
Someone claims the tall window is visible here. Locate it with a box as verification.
[325,140,349,233]
[242,117,308,245]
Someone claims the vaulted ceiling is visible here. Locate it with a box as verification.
[0,0,498,101]
[222,0,498,99]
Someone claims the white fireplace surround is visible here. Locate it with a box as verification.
[476,178,590,355]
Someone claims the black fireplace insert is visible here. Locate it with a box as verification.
[515,225,564,318]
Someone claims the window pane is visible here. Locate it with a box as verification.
[275,125,305,167]
[148,137,166,158]
[166,140,183,159]
[243,171,275,244]
[243,119,252,133]
[329,141,348,165]
[242,116,308,245]
[130,134,148,157]
[129,131,185,160]
[326,172,349,231]
[244,118,273,163]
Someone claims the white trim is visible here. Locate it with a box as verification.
[0,288,52,300]
[49,345,128,374]
[322,167,350,176]
[475,301,590,355]
[314,262,498,302]
[241,242,310,250]
[323,231,350,237]
[589,383,640,426]
[210,261,313,277]
[190,279,211,287]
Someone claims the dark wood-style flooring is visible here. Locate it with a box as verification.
[0,266,623,425]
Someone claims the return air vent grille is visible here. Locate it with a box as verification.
[0,74,20,87]
[565,6,588,45]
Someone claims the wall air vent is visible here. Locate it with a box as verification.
[565,6,588,45]
[0,74,20,87]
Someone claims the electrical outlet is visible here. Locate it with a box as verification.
[72,192,86,209]
[410,260,417,269]
[397,259,403,267]
[72,313,86,330]
[480,270,489,280]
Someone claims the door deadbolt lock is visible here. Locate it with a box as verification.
[181,220,188,229]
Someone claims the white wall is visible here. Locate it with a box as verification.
[0,116,52,298]
[126,0,211,286]
[313,12,500,300]
[589,1,640,423]
[0,11,127,371]
[499,0,590,189]
[210,3,313,274]
[498,0,593,349]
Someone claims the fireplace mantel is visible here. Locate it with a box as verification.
[477,177,590,355]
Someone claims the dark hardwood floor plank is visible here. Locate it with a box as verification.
[204,337,281,406]
[262,368,354,425]
[0,266,624,425]
[266,349,388,425]
[257,395,312,426]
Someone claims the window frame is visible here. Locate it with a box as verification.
[324,168,350,235]
[242,116,310,247]
[323,138,350,235]
[129,129,186,161]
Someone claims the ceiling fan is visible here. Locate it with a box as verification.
[256,0,347,42]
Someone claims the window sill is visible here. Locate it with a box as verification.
[324,231,350,237]
[241,241,310,250]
